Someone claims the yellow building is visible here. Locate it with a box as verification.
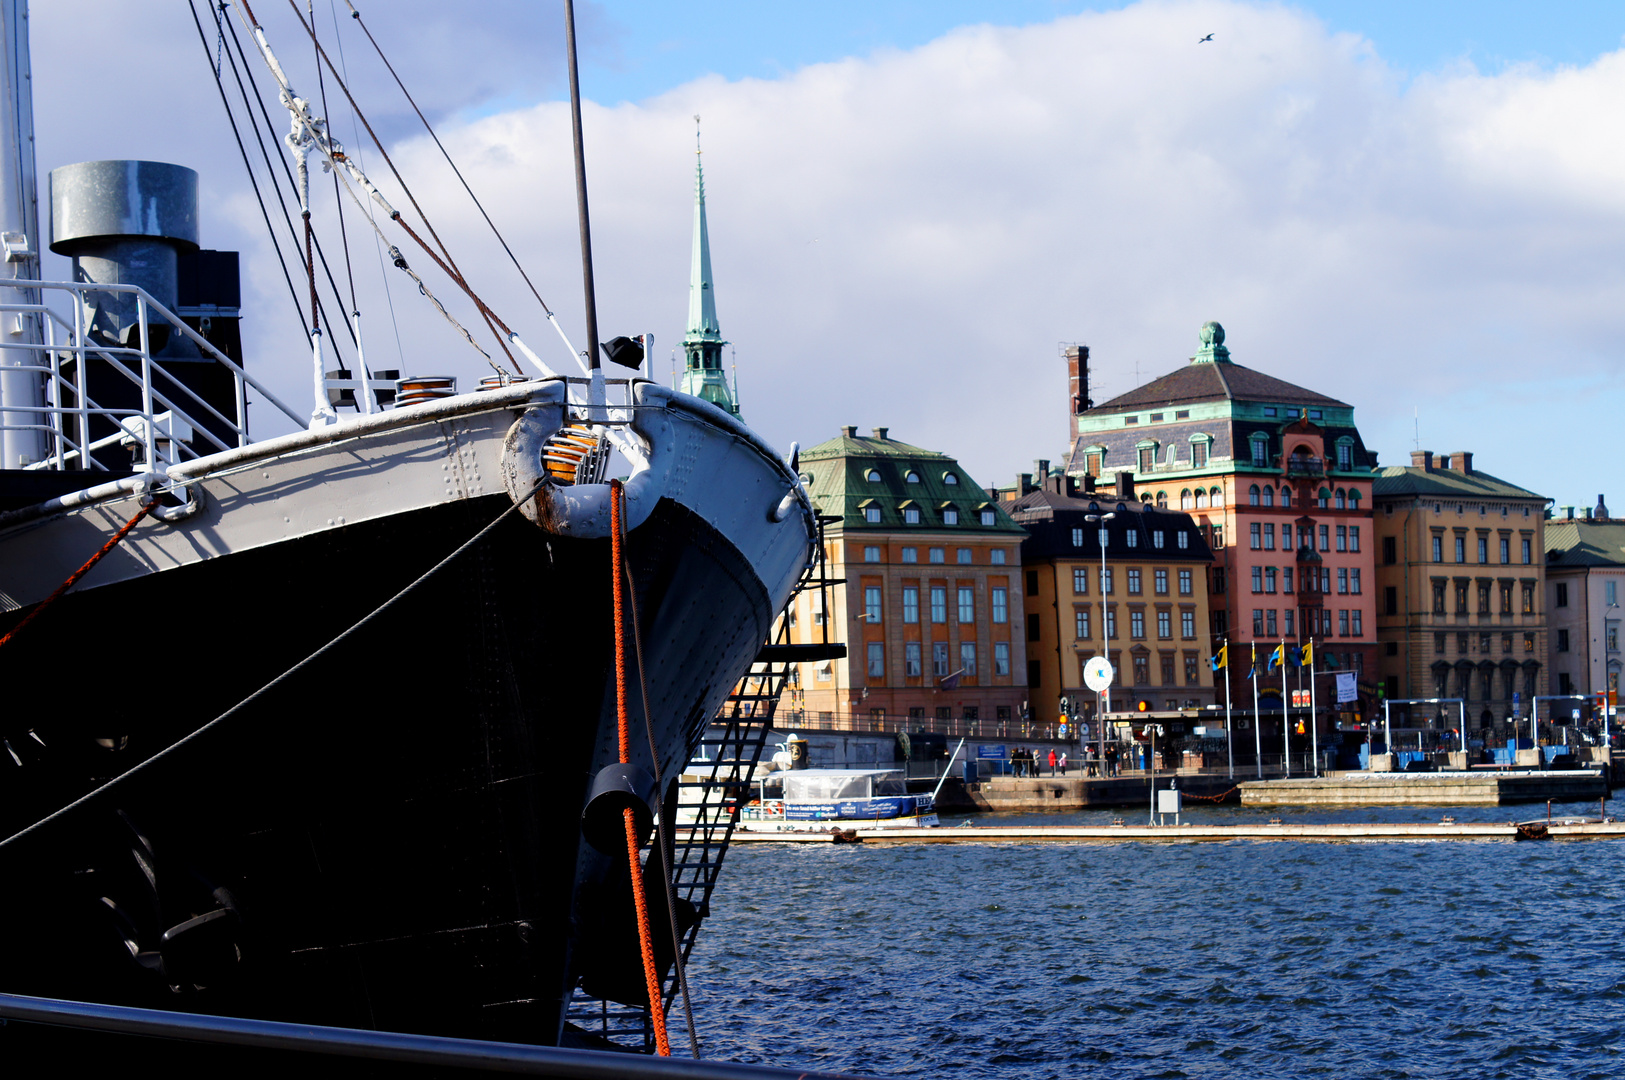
[1372,451,1550,734]
[1010,473,1217,724]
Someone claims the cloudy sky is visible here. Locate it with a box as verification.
[27,1,1625,511]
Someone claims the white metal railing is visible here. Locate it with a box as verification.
[0,280,304,473]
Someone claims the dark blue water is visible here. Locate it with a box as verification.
[685,800,1625,1079]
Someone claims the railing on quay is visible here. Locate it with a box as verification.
[0,280,304,473]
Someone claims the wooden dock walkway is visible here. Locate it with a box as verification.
[713,818,1625,844]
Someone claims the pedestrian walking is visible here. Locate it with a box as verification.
[1058,751,1068,774]
[1047,748,1058,776]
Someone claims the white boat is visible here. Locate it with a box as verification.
[741,768,939,830]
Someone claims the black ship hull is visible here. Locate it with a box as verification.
[0,486,773,1045]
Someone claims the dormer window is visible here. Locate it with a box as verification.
[904,470,921,483]
[866,468,882,482]
[1309,409,1323,420]
[1263,407,1278,418]
[942,507,960,525]
[1335,440,1353,469]
[943,472,959,486]
[904,507,920,524]
[865,506,881,523]
[980,509,996,526]
[1250,434,1269,467]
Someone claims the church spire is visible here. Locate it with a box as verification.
[679,115,739,416]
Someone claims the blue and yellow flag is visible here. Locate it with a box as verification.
[1210,643,1227,672]
[1302,640,1314,668]
[1249,643,1258,680]
[1268,644,1283,671]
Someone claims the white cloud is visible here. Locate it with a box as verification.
[28,0,1625,503]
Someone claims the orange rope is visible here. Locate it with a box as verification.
[0,497,158,652]
[610,478,670,1056]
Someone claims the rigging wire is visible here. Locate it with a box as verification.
[311,0,359,318]
[327,0,405,373]
[220,3,359,353]
[280,0,519,372]
[186,0,308,339]
[341,0,560,324]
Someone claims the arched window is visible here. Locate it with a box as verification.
[1279,486,1291,507]
[1195,490,1208,509]
[866,469,882,482]
[1317,487,1331,509]
[1180,489,1193,510]
[1335,489,1347,510]
[1141,493,1154,504]
[1249,484,1261,506]
[1262,486,1274,507]
[943,472,959,486]
[800,472,814,486]
[904,470,920,484]
[1156,491,1168,509]
[1349,489,1361,508]
[1211,487,1224,507]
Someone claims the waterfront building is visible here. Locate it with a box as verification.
[1008,472,1216,725]
[785,427,1028,732]
[1063,323,1379,729]
[677,122,739,416]
[1544,498,1625,707]
[1371,451,1550,731]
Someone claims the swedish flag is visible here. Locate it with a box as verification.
[1285,644,1303,669]
[1268,644,1283,671]
[1210,643,1227,672]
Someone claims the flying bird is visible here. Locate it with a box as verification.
[1199,33,1214,43]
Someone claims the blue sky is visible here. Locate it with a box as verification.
[570,1,1625,105]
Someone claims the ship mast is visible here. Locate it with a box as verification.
[0,0,43,470]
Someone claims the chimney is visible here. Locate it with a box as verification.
[1064,475,1078,497]
[1562,506,1575,520]
[1115,471,1135,500]
[1081,474,1096,494]
[1584,507,1593,521]
[871,427,888,440]
[1453,451,1473,474]
[1034,459,1050,481]
[1597,494,1610,520]
[841,425,857,438]
[1018,472,1034,495]
[1046,473,1065,495]
[1410,450,1433,470]
[1065,344,1092,417]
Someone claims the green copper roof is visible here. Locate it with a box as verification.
[678,118,738,416]
[799,427,1025,534]
[1372,464,1547,502]
[1546,521,1625,566]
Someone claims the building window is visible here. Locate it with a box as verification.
[1251,567,1263,593]
[1139,446,1155,472]
[902,546,918,563]
[1131,611,1145,638]
[1182,610,1195,638]
[1157,610,1172,638]
[1336,525,1347,552]
[990,549,1006,565]
[1265,567,1278,594]
[1349,526,1360,553]
[951,548,969,565]
[864,546,881,563]
[1155,569,1169,595]
[1499,537,1510,564]
[1266,609,1277,636]
[1249,484,1261,507]
[1126,530,1139,548]
[1337,443,1352,469]
[1213,568,1226,594]
[905,642,922,676]
[1192,441,1208,467]
[1433,582,1445,614]
[1073,568,1089,594]
[865,506,881,523]
[865,586,883,622]
[957,587,974,623]
[1076,610,1091,639]
[1251,437,1268,466]
[1339,610,1350,637]
[866,469,882,482]
[1102,568,1113,594]
[903,507,921,524]
[1557,582,1568,607]
[1522,583,1535,614]
[1455,536,1466,563]
[933,643,949,676]
[1353,610,1363,636]
[1350,569,1361,594]
[1456,582,1468,614]
[1522,538,1532,564]
[1106,608,1117,638]
[904,470,920,484]
[960,642,977,679]
[1432,535,1443,562]
[1383,536,1397,565]
[1253,609,1265,635]
[1155,491,1168,510]
[943,508,959,526]
[1152,530,1165,549]
[944,473,959,486]
[1071,527,1085,548]
[1186,654,1200,684]
[1337,568,1348,594]
[1160,656,1176,685]
[1212,524,1224,549]
[1128,569,1143,595]
[930,547,945,564]
[994,642,1010,677]
[1315,525,1327,552]
[867,642,884,678]
[1262,486,1275,508]
[1179,569,1193,596]
[1283,609,1295,636]
[1609,581,1619,606]
[980,509,996,526]
[903,587,919,624]
[1477,537,1488,563]
[1263,524,1275,551]
[1250,523,1262,550]
[992,587,1008,624]
[1028,612,1041,642]
[1180,489,1193,510]
[1524,633,1535,653]
[1499,581,1512,613]
[1556,628,1570,653]
[931,586,947,623]
[1283,567,1294,593]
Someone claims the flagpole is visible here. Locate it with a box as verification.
[1223,640,1234,780]
[1280,638,1291,778]
[1308,637,1319,776]
[1251,643,1262,779]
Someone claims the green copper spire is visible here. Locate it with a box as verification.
[679,116,739,416]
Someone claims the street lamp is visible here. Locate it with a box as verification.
[1604,602,1619,747]
[1085,511,1116,769]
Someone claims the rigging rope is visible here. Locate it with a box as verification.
[280,0,519,372]
[0,478,544,855]
[341,0,560,325]
[609,479,671,1057]
[0,498,157,653]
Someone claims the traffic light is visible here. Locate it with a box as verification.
[1137,699,1150,712]
[1059,695,1071,716]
